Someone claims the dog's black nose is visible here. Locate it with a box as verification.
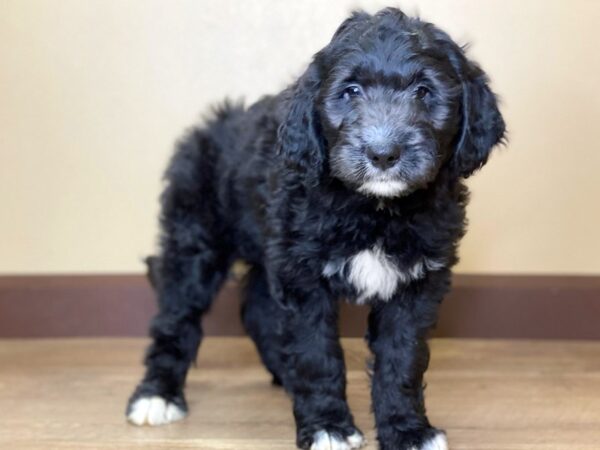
[365,145,400,170]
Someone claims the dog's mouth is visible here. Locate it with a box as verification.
[328,143,415,198]
[357,177,408,198]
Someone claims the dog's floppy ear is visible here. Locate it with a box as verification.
[276,63,325,182]
[451,53,506,178]
[276,11,374,182]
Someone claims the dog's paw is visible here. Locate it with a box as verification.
[310,429,366,450]
[410,431,448,450]
[378,427,447,450]
[126,396,186,426]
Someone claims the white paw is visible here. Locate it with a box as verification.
[346,431,366,449]
[412,432,448,450]
[310,430,365,450]
[127,396,186,426]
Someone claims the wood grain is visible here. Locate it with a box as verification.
[0,338,599,449]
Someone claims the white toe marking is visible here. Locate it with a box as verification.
[347,431,366,449]
[311,430,349,450]
[420,432,448,450]
[127,396,186,426]
[127,397,152,425]
[165,401,186,422]
[310,430,365,450]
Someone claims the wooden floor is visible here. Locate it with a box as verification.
[0,338,599,450]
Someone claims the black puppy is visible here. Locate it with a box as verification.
[127,8,505,450]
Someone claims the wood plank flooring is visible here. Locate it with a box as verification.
[1,338,599,449]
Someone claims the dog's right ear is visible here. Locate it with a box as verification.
[449,52,506,178]
[276,63,325,182]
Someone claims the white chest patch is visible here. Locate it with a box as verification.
[347,246,401,302]
[323,245,444,304]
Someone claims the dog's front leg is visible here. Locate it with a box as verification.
[281,288,364,450]
[368,272,450,450]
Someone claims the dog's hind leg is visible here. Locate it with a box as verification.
[126,129,234,426]
[241,265,286,386]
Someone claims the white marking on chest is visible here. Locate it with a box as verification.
[323,246,444,303]
[347,246,402,302]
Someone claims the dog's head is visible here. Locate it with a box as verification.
[277,8,505,197]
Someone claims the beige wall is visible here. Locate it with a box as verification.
[1,0,599,275]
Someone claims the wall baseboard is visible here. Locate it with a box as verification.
[0,274,598,339]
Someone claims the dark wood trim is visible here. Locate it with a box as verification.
[0,274,599,339]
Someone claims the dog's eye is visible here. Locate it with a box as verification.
[342,85,363,99]
[415,86,430,99]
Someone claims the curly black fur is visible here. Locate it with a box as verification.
[127,8,505,450]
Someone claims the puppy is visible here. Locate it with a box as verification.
[127,8,505,450]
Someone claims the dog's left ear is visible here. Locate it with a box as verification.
[451,54,506,178]
[277,63,325,183]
